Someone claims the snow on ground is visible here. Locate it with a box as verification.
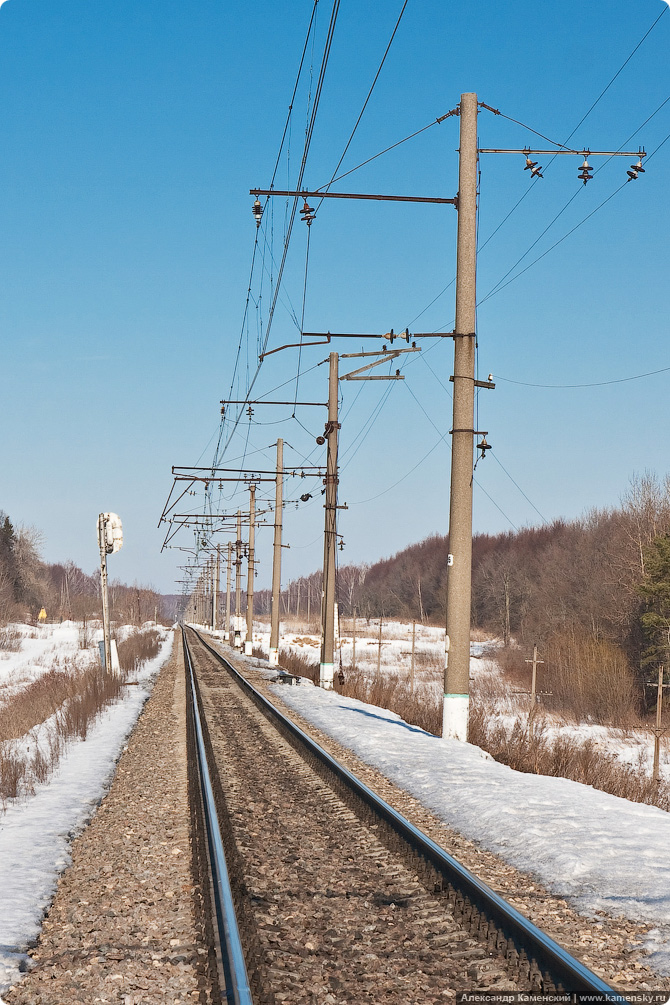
[0,621,96,701]
[269,671,670,974]
[0,628,173,997]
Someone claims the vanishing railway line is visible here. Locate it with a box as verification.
[183,626,621,1004]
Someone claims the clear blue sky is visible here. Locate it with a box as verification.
[0,0,668,595]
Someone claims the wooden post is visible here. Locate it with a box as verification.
[410,619,416,693]
[525,644,544,741]
[352,608,357,673]
[377,617,383,677]
[647,665,670,784]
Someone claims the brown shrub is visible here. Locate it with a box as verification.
[0,666,83,741]
[115,627,162,674]
[468,702,670,811]
[277,648,320,684]
[542,631,638,723]
[0,743,27,801]
[0,627,22,652]
[336,668,442,735]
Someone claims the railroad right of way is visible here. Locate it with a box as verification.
[187,627,665,1002]
[200,631,667,1000]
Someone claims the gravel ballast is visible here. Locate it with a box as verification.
[5,632,213,1005]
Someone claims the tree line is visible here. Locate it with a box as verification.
[254,473,670,712]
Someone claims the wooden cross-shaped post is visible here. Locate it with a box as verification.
[524,644,545,740]
[646,665,670,784]
[376,618,391,676]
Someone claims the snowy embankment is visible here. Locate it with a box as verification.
[241,621,670,973]
[270,673,670,973]
[0,624,173,996]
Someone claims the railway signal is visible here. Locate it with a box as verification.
[97,512,122,674]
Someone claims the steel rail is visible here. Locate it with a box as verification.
[183,628,254,1005]
[188,626,625,1002]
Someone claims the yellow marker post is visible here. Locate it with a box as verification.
[38,608,47,623]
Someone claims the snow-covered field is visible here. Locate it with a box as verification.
[0,621,96,699]
[0,623,173,997]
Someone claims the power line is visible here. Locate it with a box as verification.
[316,0,409,209]
[489,452,547,524]
[349,432,447,504]
[478,178,629,307]
[470,8,668,295]
[493,364,670,389]
[560,5,668,148]
[317,112,454,192]
[217,0,342,463]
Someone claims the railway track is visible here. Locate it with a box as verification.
[184,626,622,1004]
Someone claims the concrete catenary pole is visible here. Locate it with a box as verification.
[213,544,220,632]
[244,484,256,655]
[225,540,232,641]
[234,510,242,647]
[443,92,478,741]
[269,438,283,667]
[319,352,339,689]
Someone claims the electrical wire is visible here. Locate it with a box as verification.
[469,8,669,292]
[294,224,313,409]
[478,179,628,307]
[316,0,409,209]
[215,0,341,465]
[559,5,668,149]
[479,98,670,304]
[493,363,670,389]
[339,378,398,466]
[474,480,518,532]
[489,452,547,524]
[482,187,583,302]
[349,432,447,504]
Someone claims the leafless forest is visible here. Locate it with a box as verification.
[256,472,670,718]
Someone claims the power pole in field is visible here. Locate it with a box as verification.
[245,483,256,655]
[269,438,283,667]
[647,665,670,784]
[525,643,545,740]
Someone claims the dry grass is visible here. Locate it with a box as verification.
[115,627,162,674]
[336,667,442,735]
[277,648,320,684]
[0,626,22,652]
[0,663,124,805]
[468,703,670,812]
[0,626,165,808]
